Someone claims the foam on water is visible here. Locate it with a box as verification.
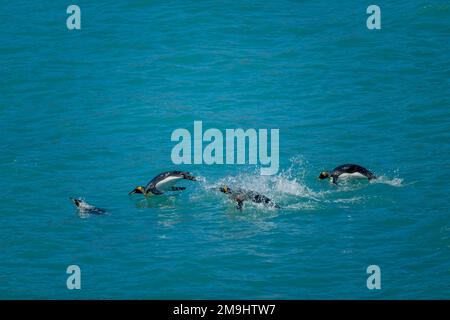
[71,198,92,210]
[71,198,97,218]
[370,175,404,187]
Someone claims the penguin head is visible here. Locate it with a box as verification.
[129,186,145,195]
[70,197,82,207]
[182,172,197,181]
[219,186,231,194]
[319,171,330,180]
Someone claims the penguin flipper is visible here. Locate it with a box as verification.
[332,176,338,184]
[147,187,164,195]
[171,186,186,191]
[236,200,244,210]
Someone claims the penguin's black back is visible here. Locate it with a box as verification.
[331,164,376,180]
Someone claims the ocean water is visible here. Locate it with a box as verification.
[1,0,449,299]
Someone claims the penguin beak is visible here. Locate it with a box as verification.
[129,186,145,195]
[129,187,140,195]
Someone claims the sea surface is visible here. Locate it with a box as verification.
[1,1,449,299]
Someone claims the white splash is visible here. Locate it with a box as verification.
[370,175,404,187]
[191,158,405,212]
[74,198,96,211]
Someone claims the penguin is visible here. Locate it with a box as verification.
[70,198,106,215]
[129,171,197,196]
[219,186,280,210]
[319,164,376,184]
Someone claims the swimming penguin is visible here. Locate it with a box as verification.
[319,164,376,184]
[129,171,197,196]
[219,186,280,210]
[70,198,106,214]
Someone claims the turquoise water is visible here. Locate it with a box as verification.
[1,1,449,299]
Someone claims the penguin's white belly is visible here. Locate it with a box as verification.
[339,172,366,179]
[155,176,182,191]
